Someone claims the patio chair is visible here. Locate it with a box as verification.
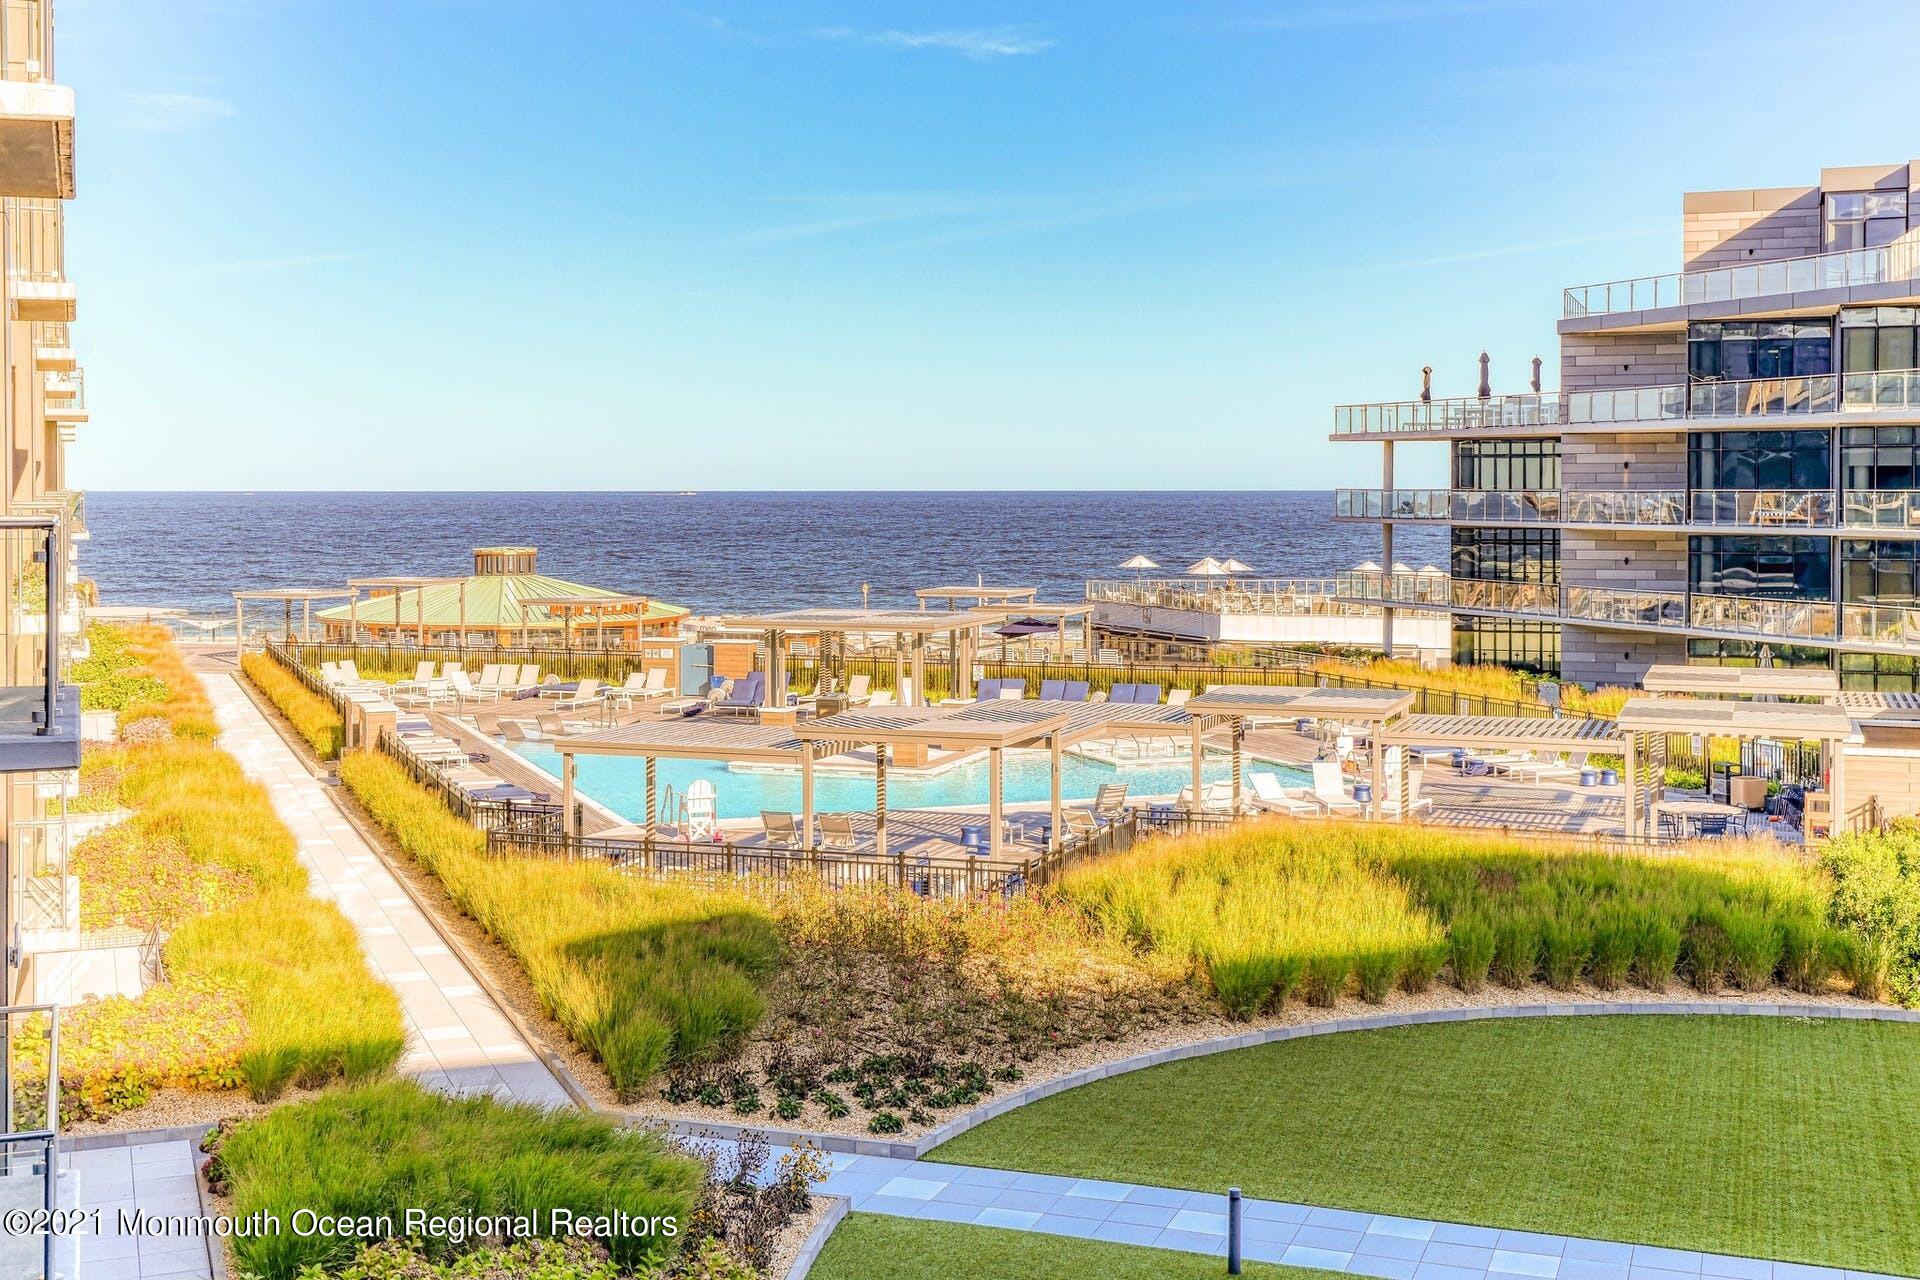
[760,811,801,850]
[1309,760,1363,815]
[554,678,606,713]
[818,812,859,854]
[1108,682,1137,704]
[1093,782,1131,821]
[448,670,499,706]
[998,685,1025,699]
[844,674,872,707]
[1061,808,1101,841]
[500,720,536,743]
[1378,766,1434,818]
[320,660,342,683]
[1131,682,1164,704]
[535,710,597,737]
[516,664,542,689]
[1089,689,1109,703]
[971,677,1007,701]
[1504,751,1588,784]
[1166,688,1191,708]
[710,671,765,716]
[867,690,897,708]
[439,661,464,679]
[1039,678,1067,700]
[395,660,438,691]
[1062,679,1091,702]
[1176,781,1237,813]
[684,780,719,843]
[1250,771,1320,816]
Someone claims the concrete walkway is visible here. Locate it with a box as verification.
[798,1151,1909,1280]
[206,672,569,1108]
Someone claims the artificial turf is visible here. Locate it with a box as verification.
[807,1213,1336,1280]
[931,1015,1920,1274]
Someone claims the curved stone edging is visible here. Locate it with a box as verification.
[643,999,1920,1160]
[782,1195,850,1280]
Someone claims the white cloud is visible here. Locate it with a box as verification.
[811,25,1054,59]
[124,92,236,133]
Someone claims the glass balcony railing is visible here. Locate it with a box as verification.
[1333,488,1450,520]
[1335,368,1920,437]
[1564,585,1687,627]
[1690,594,1837,641]
[1842,490,1920,529]
[1450,578,1560,616]
[1449,490,1560,523]
[1689,489,1833,528]
[42,366,80,410]
[1564,238,1920,319]
[2,1002,59,1280]
[1561,490,1686,525]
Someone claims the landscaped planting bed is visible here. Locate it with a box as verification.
[15,625,405,1125]
[334,739,1900,1143]
[241,649,344,758]
[207,1079,820,1280]
[931,1014,1920,1273]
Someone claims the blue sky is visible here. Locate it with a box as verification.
[60,0,1920,490]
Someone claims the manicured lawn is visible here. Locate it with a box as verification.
[809,1213,1334,1280]
[932,1015,1920,1273]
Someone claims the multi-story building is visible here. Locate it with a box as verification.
[0,0,86,1009]
[1333,161,1920,689]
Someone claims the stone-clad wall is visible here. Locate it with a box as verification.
[1560,332,1687,391]
[1561,432,1686,490]
[1682,186,1822,271]
[1561,528,1687,591]
[1562,626,1688,687]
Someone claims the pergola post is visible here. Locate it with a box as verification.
[1830,742,1848,835]
[233,599,244,653]
[283,598,292,643]
[349,593,359,644]
[1049,732,1064,862]
[1190,717,1206,813]
[909,634,926,706]
[988,746,1004,858]
[644,756,657,866]
[1623,732,1639,839]
[1232,716,1246,815]
[1368,719,1384,819]
[459,581,467,646]
[415,588,425,645]
[561,752,577,838]
[892,637,905,704]
[801,748,815,857]
[765,629,782,709]
[302,598,311,642]
[875,743,890,870]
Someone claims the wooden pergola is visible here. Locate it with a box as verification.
[233,588,356,646]
[969,600,1097,660]
[515,593,653,651]
[344,576,468,645]
[1639,664,1842,700]
[1185,685,1415,815]
[553,698,1193,859]
[1615,697,1858,837]
[1379,713,1632,825]
[716,608,1009,709]
[916,584,1038,611]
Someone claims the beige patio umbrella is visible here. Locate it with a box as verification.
[1185,557,1230,577]
[1220,558,1254,573]
[1119,554,1159,576]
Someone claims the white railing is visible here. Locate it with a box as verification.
[1334,367,1920,437]
[1564,237,1920,319]
[1842,602,1920,646]
[1085,578,1390,619]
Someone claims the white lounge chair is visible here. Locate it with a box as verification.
[1309,760,1362,815]
[610,669,671,708]
[1501,751,1588,784]
[868,689,896,708]
[1166,689,1191,708]
[760,811,800,849]
[817,812,859,854]
[554,678,605,713]
[1250,772,1319,816]
[844,674,872,707]
[1378,765,1434,818]
[1176,781,1237,813]
[448,670,498,706]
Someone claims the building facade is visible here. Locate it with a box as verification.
[1,0,86,1007]
[1334,161,1920,689]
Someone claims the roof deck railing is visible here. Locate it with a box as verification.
[2,1002,60,1280]
[1564,236,1920,319]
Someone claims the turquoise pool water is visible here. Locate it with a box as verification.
[506,740,1309,821]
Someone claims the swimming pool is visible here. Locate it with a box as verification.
[506,740,1309,821]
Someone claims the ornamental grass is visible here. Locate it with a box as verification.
[241,650,344,758]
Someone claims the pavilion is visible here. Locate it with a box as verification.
[232,588,356,644]
[314,547,688,648]
[715,607,1009,711]
[1185,685,1415,813]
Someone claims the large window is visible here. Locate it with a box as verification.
[1839,307,1919,373]
[1689,535,1830,599]
[1687,321,1831,383]
[1452,528,1558,583]
[1839,538,1920,605]
[1687,430,1831,490]
[1840,425,1920,490]
[1840,650,1920,694]
[1453,439,1559,491]
[1686,639,1832,669]
[1453,618,1558,675]
[1825,190,1908,252]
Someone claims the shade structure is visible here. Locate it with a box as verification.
[1352,561,1383,573]
[1638,665,1841,700]
[1417,564,1446,576]
[1220,558,1254,573]
[994,616,1057,638]
[1185,557,1229,577]
[1118,554,1160,572]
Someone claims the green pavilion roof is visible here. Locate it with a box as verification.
[316,573,688,630]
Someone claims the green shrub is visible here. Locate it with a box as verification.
[1688,916,1732,994]
[1300,954,1349,1007]
[210,1079,703,1280]
[1353,949,1400,1004]
[1781,919,1837,995]
[242,652,344,759]
[1589,911,1636,991]
[1822,825,1920,1004]
[1399,938,1448,994]
[1492,918,1538,988]
[1449,916,1495,993]
[1634,915,1683,991]
[1539,916,1590,992]
[1725,910,1783,991]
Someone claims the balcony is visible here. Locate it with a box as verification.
[30,320,68,370]
[0,516,78,771]
[5,196,70,320]
[1561,490,1685,525]
[1,1003,61,1280]
[41,365,80,422]
[0,0,71,199]
[1563,237,1920,325]
[14,490,82,540]
[1564,584,1686,627]
[1338,487,1843,532]
[1333,369,1920,440]
[1333,489,1559,523]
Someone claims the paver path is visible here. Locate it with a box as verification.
[793,1149,1910,1280]
[206,672,569,1107]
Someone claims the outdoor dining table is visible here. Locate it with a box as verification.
[1654,797,1745,836]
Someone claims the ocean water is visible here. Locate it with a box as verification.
[507,738,1311,821]
[81,491,1443,616]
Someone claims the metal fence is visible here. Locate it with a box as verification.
[288,639,651,684]
[378,728,573,835]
